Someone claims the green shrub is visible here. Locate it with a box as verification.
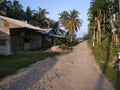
[88,40,120,90]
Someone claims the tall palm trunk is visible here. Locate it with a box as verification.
[111,14,116,44]
[97,19,101,42]
[70,32,73,43]
[97,19,102,43]
[93,29,96,47]
[96,11,102,43]
[95,17,99,43]
[119,0,120,14]
[103,13,105,33]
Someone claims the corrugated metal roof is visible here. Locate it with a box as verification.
[0,15,65,38]
[36,28,53,34]
[48,34,65,38]
[0,15,42,30]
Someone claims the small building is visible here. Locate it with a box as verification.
[0,15,64,55]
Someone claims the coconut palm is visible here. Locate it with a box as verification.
[0,0,25,20]
[25,6,37,24]
[88,0,115,47]
[7,0,25,20]
[35,7,49,28]
[59,9,82,42]
[90,0,105,42]
[0,0,11,16]
[59,11,69,29]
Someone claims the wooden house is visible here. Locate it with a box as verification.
[0,15,64,55]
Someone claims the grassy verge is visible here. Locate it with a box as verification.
[0,52,59,80]
[88,41,120,90]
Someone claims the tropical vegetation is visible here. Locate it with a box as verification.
[59,10,83,42]
[88,0,120,89]
[0,0,55,28]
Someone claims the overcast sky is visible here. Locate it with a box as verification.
[18,0,91,38]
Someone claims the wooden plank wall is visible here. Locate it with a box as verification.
[10,29,42,53]
[10,36,24,52]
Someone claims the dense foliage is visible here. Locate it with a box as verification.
[88,0,120,89]
[59,10,83,42]
[0,0,59,28]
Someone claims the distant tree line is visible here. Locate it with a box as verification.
[0,0,59,28]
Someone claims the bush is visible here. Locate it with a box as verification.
[88,40,120,90]
[59,44,72,50]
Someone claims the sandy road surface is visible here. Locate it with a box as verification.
[0,41,114,90]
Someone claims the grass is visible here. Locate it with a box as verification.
[88,41,120,90]
[0,52,59,80]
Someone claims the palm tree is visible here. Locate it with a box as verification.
[59,11,69,29]
[88,0,115,47]
[7,0,24,20]
[0,0,25,20]
[25,6,36,24]
[119,0,120,14]
[90,0,106,43]
[0,0,11,16]
[35,7,49,28]
[59,9,82,42]
[25,6,32,23]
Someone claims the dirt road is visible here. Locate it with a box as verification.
[0,41,114,90]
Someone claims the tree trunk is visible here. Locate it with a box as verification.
[111,14,116,44]
[103,13,105,34]
[96,30,99,43]
[70,33,73,43]
[97,19,101,42]
[93,29,96,47]
[118,0,120,15]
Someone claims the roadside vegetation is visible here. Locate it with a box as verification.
[89,41,120,90]
[59,41,79,51]
[88,0,120,89]
[56,35,81,51]
[0,52,59,80]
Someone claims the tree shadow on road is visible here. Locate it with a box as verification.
[0,55,61,90]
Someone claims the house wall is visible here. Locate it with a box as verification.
[10,36,24,53]
[10,29,42,53]
[24,36,42,51]
[0,19,11,55]
[0,18,43,55]
[23,32,42,51]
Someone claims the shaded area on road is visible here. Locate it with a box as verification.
[0,56,59,90]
